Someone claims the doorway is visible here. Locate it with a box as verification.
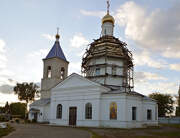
[69,107,77,126]
[34,112,38,121]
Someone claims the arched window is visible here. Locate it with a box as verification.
[60,67,65,80]
[56,104,62,119]
[85,103,92,119]
[110,102,117,120]
[47,66,51,78]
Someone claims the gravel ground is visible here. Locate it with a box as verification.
[4,123,91,138]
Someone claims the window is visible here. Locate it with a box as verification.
[85,103,92,119]
[95,68,100,76]
[132,107,137,120]
[112,66,116,75]
[155,106,158,120]
[56,104,62,119]
[147,109,152,120]
[110,102,117,120]
[104,29,107,35]
[60,67,65,80]
[47,66,52,78]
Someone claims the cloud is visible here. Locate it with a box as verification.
[70,33,89,48]
[169,64,180,71]
[69,62,81,74]
[0,39,5,53]
[135,71,167,83]
[134,50,167,69]
[24,49,49,82]
[135,81,178,96]
[28,49,48,58]
[162,49,180,59]
[0,84,14,94]
[114,1,180,56]
[80,9,106,18]
[0,39,14,86]
[42,34,55,41]
[0,39,7,69]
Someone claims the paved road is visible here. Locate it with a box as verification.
[4,123,91,138]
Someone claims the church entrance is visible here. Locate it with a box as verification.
[69,107,77,126]
[34,112,38,122]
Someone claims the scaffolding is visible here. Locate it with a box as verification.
[81,35,134,92]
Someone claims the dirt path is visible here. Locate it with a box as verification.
[4,123,91,138]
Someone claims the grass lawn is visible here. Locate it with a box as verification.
[86,124,180,138]
[0,124,14,138]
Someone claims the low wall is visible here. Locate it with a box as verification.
[159,117,180,124]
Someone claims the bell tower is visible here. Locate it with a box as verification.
[41,29,69,99]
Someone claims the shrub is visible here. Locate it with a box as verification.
[0,115,6,122]
[24,119,31,124]
[32,119,37,123]
[15,119,20,123]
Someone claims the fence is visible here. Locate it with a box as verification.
[158,117,180,124]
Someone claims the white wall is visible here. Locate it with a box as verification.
[29,104,50,123]
[100,93,158,128]
[50,87,104,127]
[48,74,158,128]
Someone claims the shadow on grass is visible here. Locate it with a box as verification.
[78,124,180,138]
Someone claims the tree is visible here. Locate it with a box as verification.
[0,106,5,113]
[149,92,174,117]
[10,102,27,118]
[14,82,40,106]
[4,101,10,114]
[176,86,180,116]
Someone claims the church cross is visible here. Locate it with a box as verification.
[57,27,59,35]
[107,0,110,14]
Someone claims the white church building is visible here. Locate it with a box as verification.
[29,2,158,128]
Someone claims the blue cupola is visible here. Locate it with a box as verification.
[45,32,68,62]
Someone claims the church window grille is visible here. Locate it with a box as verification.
[110,102,117,120]
[147,109,152,120]
[60,67,65,80]
[85,103,92,119]
[56,104,62,119]
[132,107,137,120]
[47,66,52,78]
[95,68,100,76]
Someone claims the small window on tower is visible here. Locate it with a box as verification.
[95,68,100,76]
[60,67,65,80]
[104,29,107,35]
[47,66,51,78]
[112,66,116,75]
[147,109,152,120]
[132,107,137,120]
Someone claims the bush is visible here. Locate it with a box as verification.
[10,120,14,123]
[0,115,6,122]
[32,119,37,123]
[24,119,31,124]
[15,119,20,123]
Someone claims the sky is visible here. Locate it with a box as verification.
[0,0,180,106]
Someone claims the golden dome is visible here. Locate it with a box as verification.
[102,13,115,24]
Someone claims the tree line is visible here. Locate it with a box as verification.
[0,82,39,119]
